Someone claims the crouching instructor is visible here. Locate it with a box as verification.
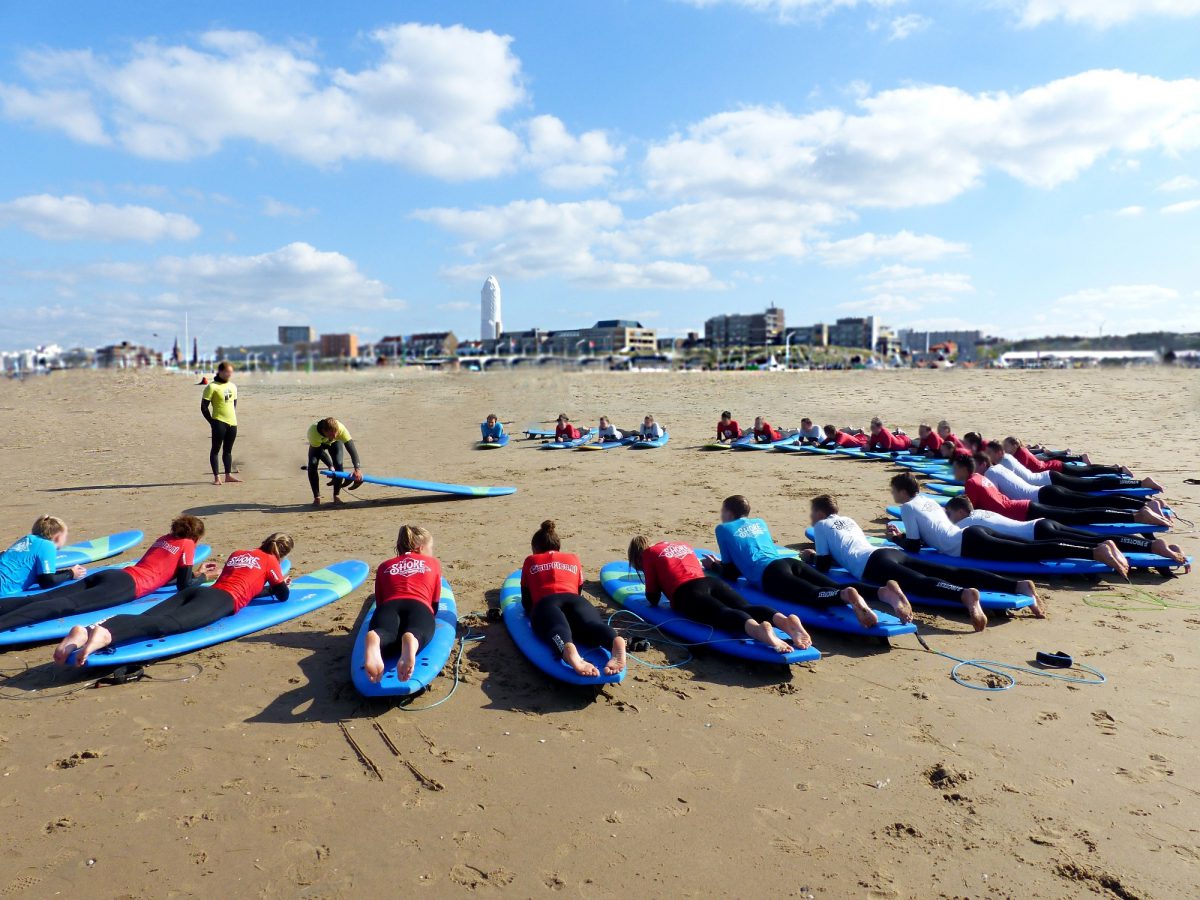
[308,417,363,505]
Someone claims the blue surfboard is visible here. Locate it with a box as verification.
[476,433,510,449]
[578,435,636,450]
[879,523,1190,575]
[321,469,515,497]
[795,534,1032,611]
[55,531,145,569]
[2,544,214,602]
[773,443,835,455]
[599,562,820,665]
[541,429,597,450]
[0,553,283,647]
[71,560,368,666]
[629,431,669,449]
[884,505,1167,536]
[693,549,915,639]
[926,483,964,496]
[499,570,624,686]
[350,577,459,697]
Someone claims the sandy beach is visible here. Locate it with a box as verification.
[0,366,1197,899]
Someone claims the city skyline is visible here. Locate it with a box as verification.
[2,1,1200,352]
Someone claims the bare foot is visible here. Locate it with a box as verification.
[773,613,812,650]
[54,625,88,664]
[1149,538,1186,564]
[1081,453,1093,465]
[877,580,913,624]
[562,643,600,677]
[224,474,242,483]
[1135,506,1171,528]
[1015,580,1046,619]
[75,624,113,666]
[332,495,345,505]
[842,587,879,628]
[1141,477,1163,492]
[1094,542,1129,577]
[312,496,322,506]
[604,636,627,675]
[212,476,222,486]
[745,619,791,653]
[363,630,385,683]
[961,588,987,632]
[397,632,419,681]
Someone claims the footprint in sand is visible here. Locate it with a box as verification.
[1115,757,1175,784]
[1091,710,1117,735]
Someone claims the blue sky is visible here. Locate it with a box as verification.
[1,0,1198,352]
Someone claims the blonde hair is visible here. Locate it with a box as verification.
[396,525,432,554]
[627,535,651,572]
[260,533,294,559]
[32,515,66,540]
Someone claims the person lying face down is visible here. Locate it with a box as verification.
[952,454,1171,529]
[716,411,742,442]
[362,524,443,684]
[866,417,913,452]
[555,414,582,442]
[915,424,943,456]
[752,416,782,443]
[637,415,664,441]
[796,418,822,443]
[0,515,81,597]
[805,493,1040,631]
[886,473,1131,576]
[521,519,625,678]
[629,532,810,652]
[819,424,868,448]
[704,494,908,629]
[481,414,505,443]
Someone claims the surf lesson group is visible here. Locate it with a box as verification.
[0,359,1190,699]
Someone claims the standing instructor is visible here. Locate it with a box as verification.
[201,362,240,486]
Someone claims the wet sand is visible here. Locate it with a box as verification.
[0,366,1197,898]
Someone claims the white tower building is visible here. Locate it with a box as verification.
[481,276,502,342]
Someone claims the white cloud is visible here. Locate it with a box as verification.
[1161,198,1200,213]
[840,264,974,317]
[1115,205,1145,216]
[413,199,723,290]
[261,197,311,218]
[1158,174,1200,191]
[887,13,931,40]
[1017,1,1200,28]
[0,194,200,241]
[1023,283,1200,335]
[525,115,625,189]
[816,230,967,264]
[6,242,404,347]
[1,26,619,183]
[644,70,1200,209]
[680,0,902,22]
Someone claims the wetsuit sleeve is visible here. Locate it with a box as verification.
[37,569,75,588]
[714,528,741,579]
[898,504,924,552]
[642,559,661,607]
[812,526,833,573]
[344,439,361,468]
[200,398,214,424]
[431,560,442,613]
[265,559,289,600]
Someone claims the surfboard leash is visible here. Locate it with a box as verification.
[910,632,1106,693]
[392,618,485,712]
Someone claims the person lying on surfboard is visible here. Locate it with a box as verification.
[1003,437,1130,478]
[914,423,943,457]
[865,417,913,453]
[521,520,625,678]
[819,425,868,449]
[362,525,443,683]
[937,421,968,453]
[886,473,1130,575]
[941,495,1187,570]
[57,533,294,667]
[596,416,629,443]
[716,411,742,443]
[0,515,86,598]
[970,450,1171,523]
[796,418,823,444]
[703,494,910,628]
[805,494,1041,631]
[986,440,1161,494]
[307,417,363,505]
[955,453,1171,529]
[634,415,664,443]
[627,535,811,652]
[554,414,583,443]
[752,417,783,444]
[480,414,506,444]
[0,515,220,633]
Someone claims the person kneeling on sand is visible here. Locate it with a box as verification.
[363,525,444,683]
[805,494,1042,632]
[521,520,625,677]
[628,534,811,652]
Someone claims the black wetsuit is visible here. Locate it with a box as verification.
[663,575,781,634]
[370,599,437,650]
[308,439,361,497]
[101,581,288,644]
